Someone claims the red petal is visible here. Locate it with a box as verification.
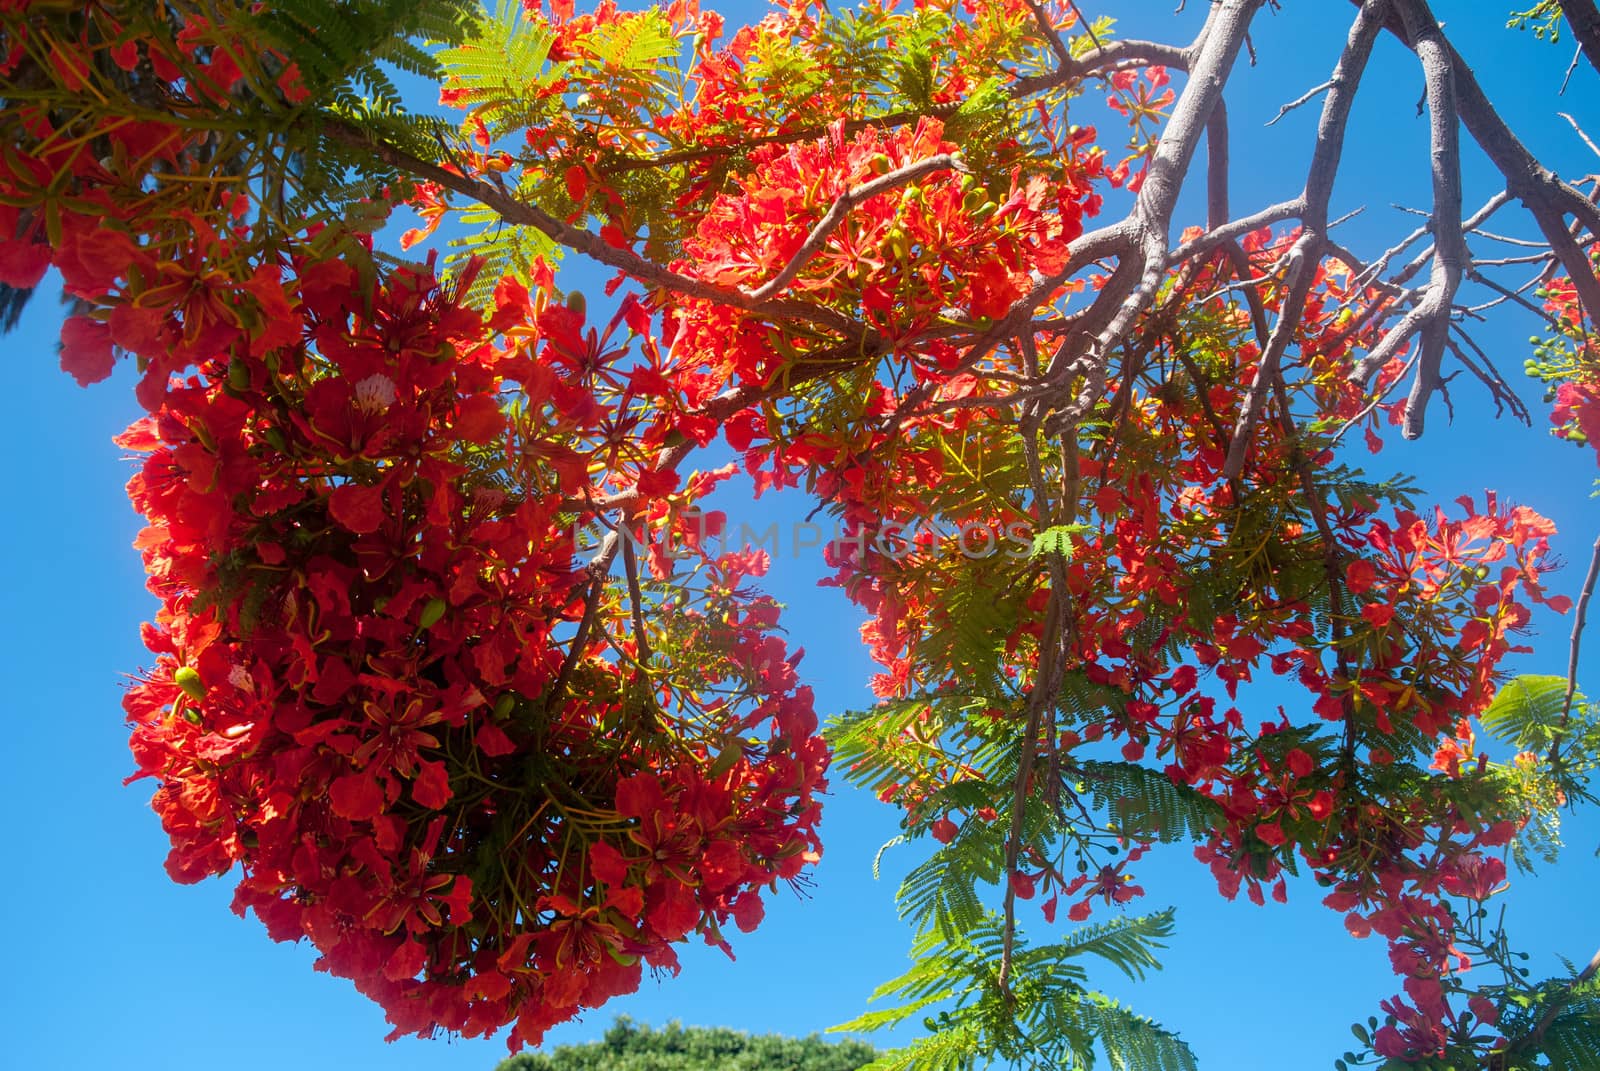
[411,759,452,808]
[729,890,764,934]
[59,316,116,386]
[590,840,631,885]
[0,239,49,288]
[614,772,665,818]
[476,720,517,757]
[329,773,385,821]
[329,483,386,534]
[453,393,504,443]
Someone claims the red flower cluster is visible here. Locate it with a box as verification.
[114,256,825,1047]
[0,4,827,1048]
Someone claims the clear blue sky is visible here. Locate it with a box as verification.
[3,3,1599,1069]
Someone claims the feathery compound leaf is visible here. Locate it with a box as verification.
[1075,760,1225,845]
[1480,675,1574,751]
[1031,522,1091,560]
[1076,996,1199,1071]
[857,1022,982,1071]
[436,1,559,137]
[583,9,680,70]
[1540,1008,1600,1071]
[897,838,999,937]
[1040,909,1177,983]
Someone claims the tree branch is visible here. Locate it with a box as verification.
[1222,0,1385,480]
[1548,532,1600,771]
[319,117,861,335]
[746,152,967,302]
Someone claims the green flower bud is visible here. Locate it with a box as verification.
[418,597,447,630]
[174,666,206,702]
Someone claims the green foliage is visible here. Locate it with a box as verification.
[1031,523,1090,560]
[435,1,560,139]
[1481,674,1574,752]
[1482,964,1600,1071]
[1073,761,1225,846]
[242,0,476,220]
[1478,673,1600,868]
[249,0,474,99]
[836,914,1194,1071]
[495,1018,878,1071]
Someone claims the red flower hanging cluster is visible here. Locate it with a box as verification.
[0,2,826,1049]
[113,253,827,1048]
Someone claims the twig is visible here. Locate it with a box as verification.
[1468,268,1571,332]
[1548,533,1600,771]
[1266,79,1334,126]
[620,532,653,667]
[1502,943,1600,1060]
[1445,326,1533,423]
[1559,110,1600,160]
[746,153,967,302]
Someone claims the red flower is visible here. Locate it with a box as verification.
[59,315,116,386]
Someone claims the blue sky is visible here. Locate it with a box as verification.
[3,3,1599,1069]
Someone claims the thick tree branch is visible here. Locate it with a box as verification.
[1355,0,1600,327]
[1010,36,1193,97]
[1206,96,1231,230]
[1391,0,1467,440]
[1044,0,1266,431]
[1222,0,1385,481]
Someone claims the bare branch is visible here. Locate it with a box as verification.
[1347,0,1467,433]
[1222,0,1385,480]
[1167,197,1304,265]
[1549,533,1600,771]
[620,533,653,667]
[1443,329,1531,424]
[1026,0,1073,67]
[1266,79,1334,127]
[1559,110,1600,160]
[1043,0,1267,431]
[1011,34,1193,97]
[1207,96,1231,229]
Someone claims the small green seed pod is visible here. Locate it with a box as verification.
[174,666,206,702]
[418,597,447,630]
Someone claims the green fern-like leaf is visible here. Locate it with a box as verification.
[1480,674,1573,751]
[436,1,559,138]
[1076,995,1199,1071]
[1075,760,1225,845]
[1040,909,1177,983]
[583,9,680,70]
[1031,522,1091,560]
[857,1022,982,1071]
